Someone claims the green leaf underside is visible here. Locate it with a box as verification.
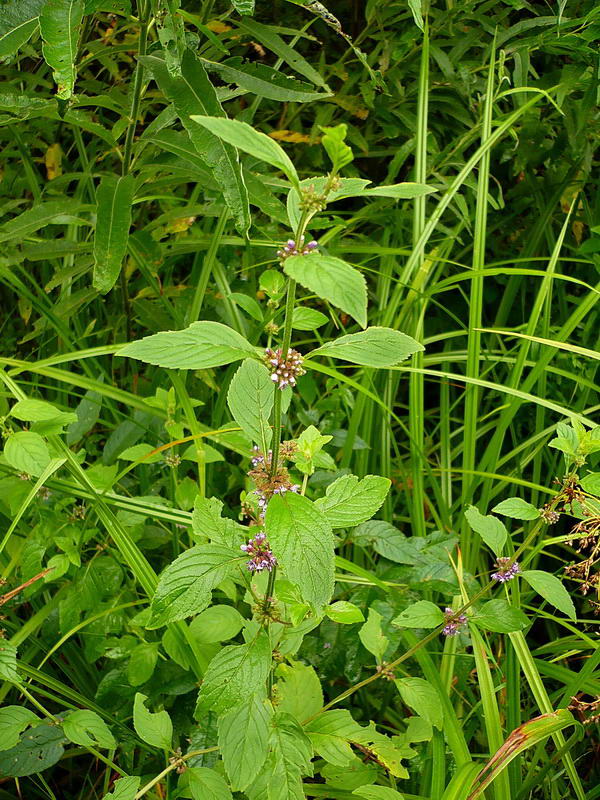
[464,505,507,555]
[521,570,576,620]
[201,58,331,102]
[119,321,256,369]
[310,327,423,367]
[148,544,243,627]
[491,497,540,520]
[395,677,443,730]
[0,707,39,751]
[0,0,44,60]
[284,254,367,329]
[315,474,391,528]
[62,709,116,749]
[133,693,172,750]
[265,492,335,610]
[471,599,529,633]
[227,359,274,450]
[218,694,273,790]
[40,0,84,99]
[102,776,141,800]
[392,600,445,629]
[93,173,135,293]
[4,431,51,476]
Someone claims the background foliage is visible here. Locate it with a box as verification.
[0,0,599,799]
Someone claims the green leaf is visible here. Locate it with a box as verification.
[408,0,424,30]
[183,767,234,800]
[66,387,103,445]
[354,787,405,800]
[464,505,507,556]
[320,123,353,172]
[102,776,141,800]
[156,0,185,76]
[148,544,242,627]
[291,306,328,330]
[326,600,364,624]
[192,495,247,548]
[4,431,51,477]
[310,327,423,367]
[0,724,65,778]
[395,678,443,730]
[0,707,39,752]
[119,321,256,369]
[202,58,330,102]
[304,710,356,766]
[141,50,250,234]
[521,570,576,620]
[62,709,116,749]
[276,661,323,720]
[40,0,84,99]
[580,472,600,494]
[247,712,313,800]
[189,114,299,190]
[392,601,445,629]
[196,631,271,715]
[265,492,335,609]
[284,254,367,329]
[315,474,391,528]
[10,398,76,425]
[118,443,162,464]
[362,182,436,198]
[0,199,86,243]
[92,174,135,294]
[189,604,245,644]
[133,693,172,750]
[358,608,389,663]
[471,599,529,633]
[227,359,274,451]
[232,0,255,15]
[229,291,263,321]
[0,0,44,60]
[127,642,159,685]
[491,497,540,520]
[218,695,272,790]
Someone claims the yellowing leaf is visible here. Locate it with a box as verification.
[45,143,62,180]
[268,130,312,144]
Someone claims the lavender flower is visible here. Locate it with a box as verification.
[276,235,319,260]
[264,347,306,390]
[442,607,467,636]
[241,531,277,572]
[491,557,521,583]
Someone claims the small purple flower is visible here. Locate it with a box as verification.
[491,557,521,583]
[442,607,467,636]
[241,531,277,572]
[276,235,319,260]
[264,347,306,390]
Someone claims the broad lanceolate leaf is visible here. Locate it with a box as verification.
[4,431,51,477]
[148,544,243,627]
[491,497,540,520]
[10,398,76,425]
[521,570,576,620]
[133,693,172,750]
[464,505,507,556]
[0,724,65,777]
[315,474,391,528]
[353,787,405,800]
[196,631,271,715]
[471,600,529,633]
[247,712,313,800]
[190,115,299,191]
[40,0,84,99]
[395,678,443,730]
[283,255,367,329]
[392,600,445,629]
[0,707,39,751]
[62,709,116,749]
[227,359,274,452]
[358,608,389,663]
[141,50,250,234]
[265,492,335,609]
[0,199,86,243]
[202,58,331,103]
[155,0,185,76]
[184,767,234,800]
[102,776,141,800]
[92,174,135,293]
[218,694,273,790]
[0,0,44,60]
[326,601,364,624]
[119,321,256,369]
[310,327,423,367]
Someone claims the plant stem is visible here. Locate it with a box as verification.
[122,0,150,176]
[134,747,219,798]
[269,278,297,477]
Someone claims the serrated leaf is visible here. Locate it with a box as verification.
[148,544,243,627]
[247,712,313,800]
[190,114,299,190]
[283,255,367,329]
[395,678,443,730]
[10,398,76,425]
[0,707,39,751]
[196,631,271,715]
[4,431,51,477]
[119,321,256,369]
[133,693,172,750]
[315,474,391,528]
[392,600,445,629]
[102,776,141,800]
[202,58,330,103]
[183,767,234,800]
[521,570,576,620]
[491,497,540,520]
[227,359,274,452]
[0,724,65,777]
[40,0,84,99]
[310,327,423,367]
[464,505,507,555]
[276,661,323,721]
[0,0,44,60]
[142,50,250,234]
[471,599,529,633]
[326,601,364,624]
[62,709,116,749]
[358,608,389,663]
[192,495,246,548]
[291,306,328,330]
[265,492,334,609]
[218,695,272,790]
[93,174,135,294]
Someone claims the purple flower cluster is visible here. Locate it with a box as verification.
[276,236,318,260]
[265,347,306,390]
[241,531,277,573]
[491,557,521,583]
[442,607,467,636]
[251,445,270,467]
